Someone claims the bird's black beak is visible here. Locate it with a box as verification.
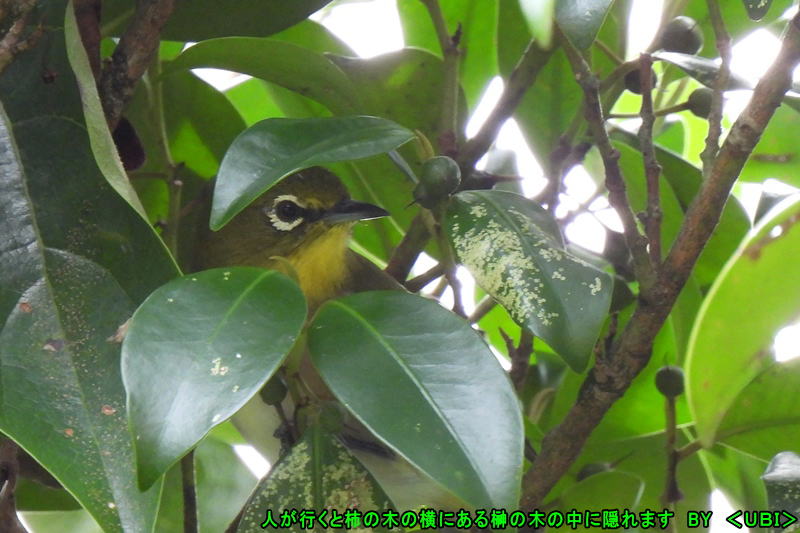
[323,199,389,224]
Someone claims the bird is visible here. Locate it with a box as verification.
[194,166,459,512]
[195,166,400,310]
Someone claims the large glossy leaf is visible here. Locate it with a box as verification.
[308,291,523,509]
[687,196,800,448]
[555,0,614,51]
[121,268,306,488]
[0,2,176,530]
[211,116,414,229]
[446,190,612,371]
[236,419,394,532]
[101,0,331,41]
[164,38,361,116]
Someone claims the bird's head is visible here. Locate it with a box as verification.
[198,166,388,273]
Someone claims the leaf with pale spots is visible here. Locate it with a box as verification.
[445,190,612,372]
[308,292,523,509]
[122,267,306,489]
[236,420,395,532]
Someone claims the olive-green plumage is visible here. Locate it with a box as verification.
[196,166,399,309]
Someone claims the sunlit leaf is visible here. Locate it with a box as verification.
[687,196,800,447]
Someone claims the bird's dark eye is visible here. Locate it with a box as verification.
[275,200,302,222]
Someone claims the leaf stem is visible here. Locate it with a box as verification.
[181,451,198,533]
[700,0,732,177]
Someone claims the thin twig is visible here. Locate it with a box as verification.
[700,0,732,176]
[0,0,42,75]
[505,329,534,392]
[458,40,554,172]
[468,295,496,324]
[661,397,683,504]
[420,0,460,155]
[519,11,800,510]
[404,264,444,292]
[98,0,176,129]
[561,37,656,293]
[638,53,663,265]
[385,214,430,283]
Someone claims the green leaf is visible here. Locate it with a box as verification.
[498,2,580,169]
[122,267,306,488]
[555,0,614,51]
[653,51,754,90]
[740,105,800,188]
[684,0,793,58]
[328,49,460,150]
[161,70,246,179]
[716,359,800,462]
[687,196,800,448]
[196,437,259,533]
[701,446,768,511]
[561,432,712,529]
[742,0,775,21]
[308,291,523,509]
[0,249,161,532]
[211,116,414,229]
[64,2,148,219]
[397,0,499,108]
[554,471,643,513]
[519,0,556,48]
[164,38,361,115]
[446,190,612,371]
[236,419,395,532]
[0,3,177,529]
[226,79,285,126]
[101,0,332,41]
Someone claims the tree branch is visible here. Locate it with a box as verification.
[700,0,731,175]
[638,53,663,264]
[560,38,656,292]
[457,40,554,172]
[519,11,800,508]
[98,0,176,129]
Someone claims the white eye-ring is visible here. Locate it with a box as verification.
[268,194,306,231]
